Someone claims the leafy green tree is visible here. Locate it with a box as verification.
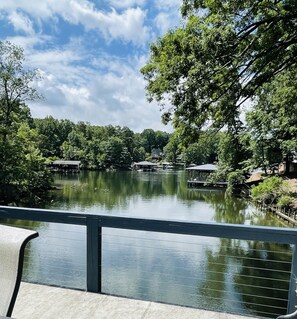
[246,69,297,173]
[141,0,297,134]
[100,137,132,169]
[119,126,135,154]
[217,131,249,171]
[154,130,170,149]
[34,116,74,158]
[0,41,51,202]
[132,146,146,162]
[164,132,183,163]
[17,124,53,192]
[251,176,290,206]
[140,129,157,153]
[184,131,220,165]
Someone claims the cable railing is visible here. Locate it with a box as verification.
[0,205,297,318]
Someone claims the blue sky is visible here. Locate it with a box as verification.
[0,0,182,132]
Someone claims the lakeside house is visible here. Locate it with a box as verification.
[151,148,162,161]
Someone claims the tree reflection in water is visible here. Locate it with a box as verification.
[198,237,292,318]
[2,170,291,317]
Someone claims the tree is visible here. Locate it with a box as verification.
[141,0,297,135]
[140,129,157,153]
[100,137,132,169]
[34,117,74,158]
[0,41,51,202]
[246,68,297,173]
[164,132,183,163]
[184,131,220,165]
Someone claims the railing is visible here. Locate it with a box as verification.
[1,205,297,318]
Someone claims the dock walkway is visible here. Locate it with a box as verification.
[13,282,259,319]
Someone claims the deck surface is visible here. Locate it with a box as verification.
[13,282,260,319]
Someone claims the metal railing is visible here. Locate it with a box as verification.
[1,205,297,318]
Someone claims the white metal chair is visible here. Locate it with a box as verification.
[0,225,38,317]
[277,310,297,318]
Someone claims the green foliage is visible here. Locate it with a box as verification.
[0,41,51,203]
[251,177,289,206]
[184,131,219,165]
[277,195,294,210]
[163,132,182,163]
[246,69,297,173]
[226,170,246,195]
[142,0,297,155]
[140,129,169,153]
[34,116,74,158]
[33,118,172,170]
[207,167,229,185]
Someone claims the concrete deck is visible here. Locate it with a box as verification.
[13,282,259,319]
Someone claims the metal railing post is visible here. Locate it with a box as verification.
[287,243,297,314]
[86,217,102,293]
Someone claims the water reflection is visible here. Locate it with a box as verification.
[1,170,291,318]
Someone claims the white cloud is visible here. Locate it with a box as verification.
[154,12,175,34]
[5,35,52,52]
[0,0,178,132]
[107,0,146,9]
[153,0,181,35]
[0,0,150,46]
[8,11,35,35]
[67,6,150,46]
[21,44,169,132]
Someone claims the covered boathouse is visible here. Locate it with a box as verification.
[186,164,227,187]
[51,160,81,172]
[132,161,158,172]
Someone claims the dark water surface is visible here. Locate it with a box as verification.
[4,170,292,318]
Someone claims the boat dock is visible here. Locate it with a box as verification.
[187,180,228,188]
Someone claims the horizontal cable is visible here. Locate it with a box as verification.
[104,241,292,265]
[104,282,287,312]
[104,260,290,285]
[106,272,288,302]
[23,260,85,272]
[104,250,291,276]
[104,234,293,255]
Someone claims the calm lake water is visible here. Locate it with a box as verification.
[3,170,292,318]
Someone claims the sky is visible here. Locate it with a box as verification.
[0,0,183,132]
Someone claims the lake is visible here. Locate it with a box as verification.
[3,170,292,318]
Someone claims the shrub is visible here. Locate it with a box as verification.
[277,195,294,210]
[251,176,289,205]
[226,170,246,194]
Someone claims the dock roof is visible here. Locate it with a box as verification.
[52,160,81,165]
[133,161,157,166]
[186,164,218,171]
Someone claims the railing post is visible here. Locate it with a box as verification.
[287,244,297,314]
[86,217,102,293]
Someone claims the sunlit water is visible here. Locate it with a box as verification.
[3,170,291,318]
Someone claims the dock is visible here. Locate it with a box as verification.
[186,164,227,188]
[13,282,258,319]
[51,160,81,172]
[187,180,228,188]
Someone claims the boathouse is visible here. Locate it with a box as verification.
[132,161,157,172]
[186,164,227,187]
[51,160,81,172]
